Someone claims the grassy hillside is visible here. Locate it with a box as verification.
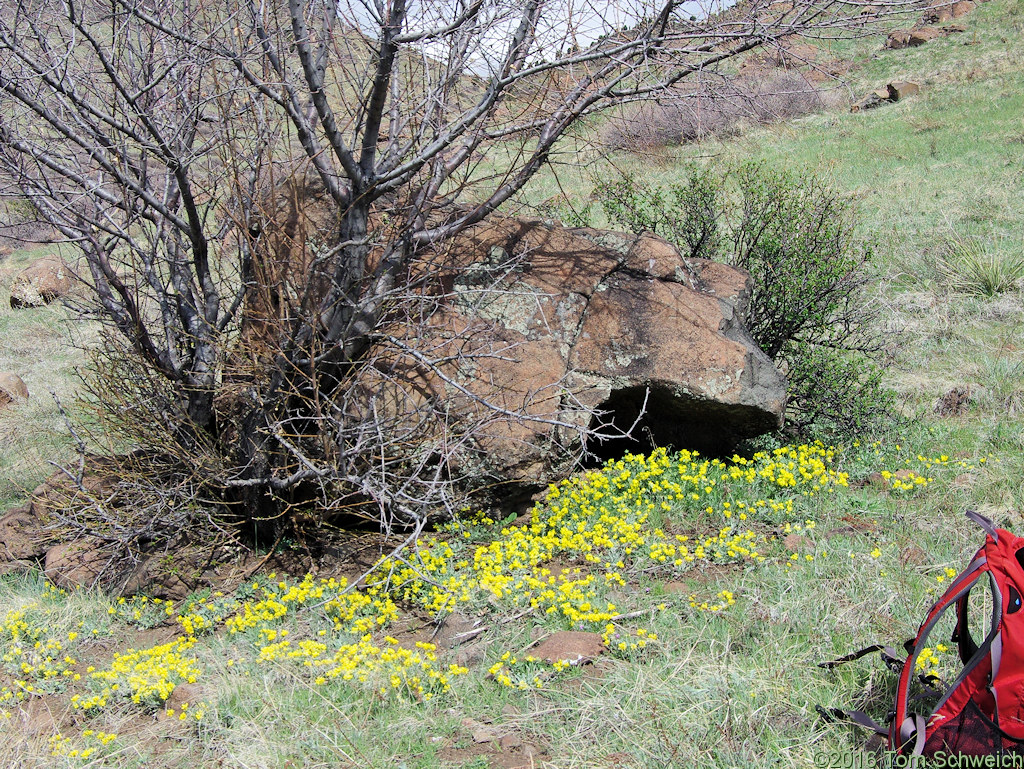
[2,1,1024,767]
[0,241,98,511]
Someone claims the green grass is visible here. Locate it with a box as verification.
[0,246,99,509]
[0,440,1009,767]
[523,0,1024,269]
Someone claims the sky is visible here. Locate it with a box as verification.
[341,0,733,72]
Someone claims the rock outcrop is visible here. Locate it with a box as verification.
[923,0,976,23]
[9,255,75,308]
[851,81,921,112]
[373,217,787,488]
[886,26,943,49]
[0,463,116,580]
[884,0,981,49]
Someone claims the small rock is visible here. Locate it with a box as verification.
[851,91,891,112]
[887,81,921,101]
[0,503,47,562]
[924,7,954,22]
[923,1,974,23]
[120,555,194,600]
[165,683,203,712]
[867,472,887,489]
[500,733,524,749]
[951,0,976,17]
[885,26,941,49]
[784,534,812,551]
[909,26,942,46]
[532,631,605,665]
[0,372,29,407]
[885,30,913,49]
[455,642,487,669]
[9,255,75,308]
[604,752,639,768]
[431,612,483,649]
[461,717,499,743]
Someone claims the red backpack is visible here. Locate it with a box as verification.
[822,510,1024,757]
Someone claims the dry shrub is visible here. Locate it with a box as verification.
[602,71,835,152]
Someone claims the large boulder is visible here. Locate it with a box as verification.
[370,218,787,488]
[0,372,29,408]
[9,255,75,308]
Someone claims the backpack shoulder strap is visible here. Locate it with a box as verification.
[954,590,979,663]
[967,509,999,542]
[892,554,990,754]
[953,513,1001,664]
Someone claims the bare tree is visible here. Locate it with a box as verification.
[0,0,913,549]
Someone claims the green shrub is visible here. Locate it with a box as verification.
[597,163,896,440]
[596,165,721,261]
[781,342,896,437]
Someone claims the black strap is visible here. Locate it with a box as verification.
[819,645,886,669]
[816,706,889,736]
[881,646,904,673]
[819,644,904,671]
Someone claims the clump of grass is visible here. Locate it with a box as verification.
[937,234,1024,297]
